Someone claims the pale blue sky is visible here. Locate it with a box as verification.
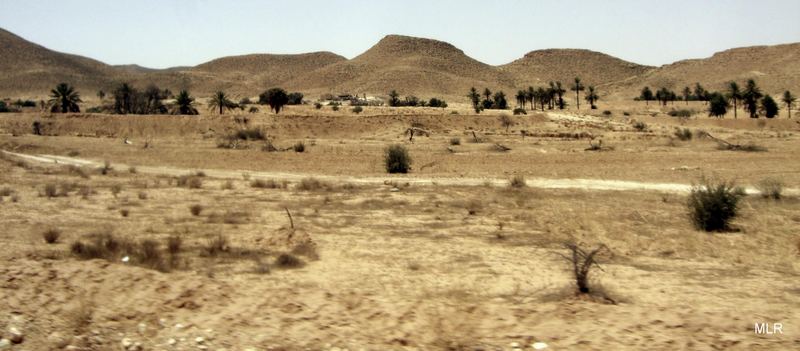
[2,0,798,69]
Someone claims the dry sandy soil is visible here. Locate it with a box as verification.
[1,105,799,350]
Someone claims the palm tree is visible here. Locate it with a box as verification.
[570,77,585,109]
[584,86,599,109]
[172,90,198,115]
[113,83,135,114]
[49,83,82,113]
[742,79,762,118]
[208,91,237,114]
[554,81,566,109]
[526,86,535,110]
[536,87,547,111]
[467,87,480,112]
[682,87,691,105]
[482,88,492,101]
[782,91,796,118]
[515,90,526,109]
[726,82,742,118]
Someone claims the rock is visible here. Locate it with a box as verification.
[532,342,548,350]
[168,338,177,345]
[196,336,205,344]
[390,187,400,192]
[48,332,69,348]
[0,339,9,350]
[121,337,133,349]
[174,323,185,330]
[509,342,520,348]
[8,327,23,344]
[137,323,147,334]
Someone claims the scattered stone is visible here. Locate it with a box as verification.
[509,342,520,348]
[167,338,177,345]
[174,323,185,330]
[390,187,400,192]
[121,337,133,348]
[532,342,548,350]
[196,336,205,344]
[0,339,9,350]
[8,327,23,344]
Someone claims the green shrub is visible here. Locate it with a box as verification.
[385,144,411,173]
[688,178,745,231]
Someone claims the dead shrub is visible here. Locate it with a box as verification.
[717,143,767,152]
[0,187,14,197]
[67,165,90,179]
[756,178,783,200]
[291,241,319,260]
[166,235,182,255]
[137,191,148,200]
[204,235,229,256]
[292,142,305,153]
[138,239,166,271]
[119,209,130,217]
[110,184,122,198]
[43,228,61,244]
[43,183,59,198]
[221,180,234,190]
[295,177,331,191]
[128,166,137,174]
[176,175,203,189]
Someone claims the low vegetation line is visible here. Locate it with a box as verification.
[2,150,793,195]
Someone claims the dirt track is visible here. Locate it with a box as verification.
[6,150,792,195]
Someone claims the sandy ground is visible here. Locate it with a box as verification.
[0,107,799,350]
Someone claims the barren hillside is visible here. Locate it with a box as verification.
[607,43,800,100]
[286,35,517,99]
[500,49,654,89]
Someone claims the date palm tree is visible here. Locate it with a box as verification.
[584,86,599,109]
[48,83,82,113]
[782,91,796,119]
[515,90,526,109]
[571,77,585,109]
[742,79,762,118]
[726,82,742,118]
[172,90,198,115]
[208,90,237,114]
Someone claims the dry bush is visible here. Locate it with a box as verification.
[251,178,286,189]
[67,165,90,179]
[632,121,648,132]
[449,137,461,145]
[137,191,148,200]
[207,210,250,224]
[195,170,206,177]
[509,175,526,188]
[296,177,331,191]
[77,185,94,199]
[385,144,411,173]
[756,178,783,200]
[166,235,182,255]
[291,242,319,260]
[688,178,745,232]
[138,239,166,271]
[189,204,204,216]
[99,160,113,175]
[176,175,203,189]
[275,253,304,268]
[464,199,482,215]
[221,180,234,190]
[119,209,130,217]
[42,228,61,244]
[673,128,693,141]
[292,142,305,153]
[43,183,59,198]
[0,187,14,197]
[204,235,230,256]
[128,166,137,174]
[110,184,122,198]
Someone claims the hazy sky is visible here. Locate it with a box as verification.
[2,0,798,69]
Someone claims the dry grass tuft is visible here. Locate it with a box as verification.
[204,235,230,256]
[295,177,331,191]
